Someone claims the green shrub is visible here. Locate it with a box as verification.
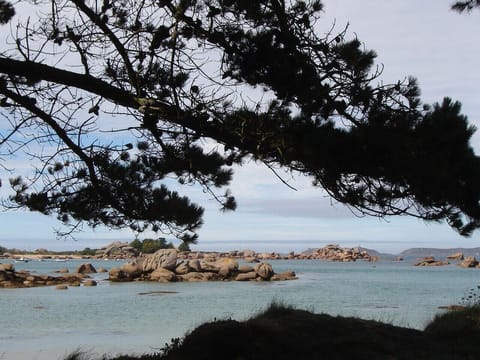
[129,239,142,251]
[425,304,480,353]
[79,247,97,256]
[129,238,174,254]
[177,242,191,252]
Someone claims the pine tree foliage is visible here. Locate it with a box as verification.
[0,0,14,24]
[451,0,480,12]
[0,0,479,242]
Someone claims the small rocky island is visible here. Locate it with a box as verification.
[0,248,298,288]
[0,262,96,288]
[413,254,480,268]
[108,249,297,283]
[75,241,378,262]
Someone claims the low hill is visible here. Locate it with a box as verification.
[357,247,396,259]
[398,247,480,259]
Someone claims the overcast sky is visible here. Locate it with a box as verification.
[1,0,480,254]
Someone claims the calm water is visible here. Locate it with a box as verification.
[1,258,479,360]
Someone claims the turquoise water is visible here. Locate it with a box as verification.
[1,259,479,360]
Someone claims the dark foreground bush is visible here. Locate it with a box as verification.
[66,303,480,360]
[424,304,480,355]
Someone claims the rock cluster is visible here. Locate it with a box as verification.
[177,245,376,263]
[76,263,97,274]
[0,263,86,288]
[296,245,377,262]
[414,256,450,266]
[446,252,464,261]
[95,241,138,259]
[413,255,480,268]
[109,249,297,283]
[458,256,480,268]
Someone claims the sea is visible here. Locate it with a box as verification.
[1,258,479,360]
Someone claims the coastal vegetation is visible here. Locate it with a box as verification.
[129,238,175,254]
[62,302,480,360]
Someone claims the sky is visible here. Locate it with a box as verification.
[1,0,480,254]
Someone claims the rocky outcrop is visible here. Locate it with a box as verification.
[54,268,69,274]
[447,252,464,261]
[216,258,239,277]
[0,263,88,288]
[108,267,130,282]
[142,249,178,272]
[76,263,97,274]
[121,261,142,277]
[150,268,177,282]
[177,245,376,263]
[175,261,190,275]
[83,279,97,286]
[109,249,296,283]
[188,259,202,272]
[254,262,274,280]
[108,261,142,282]
[414,256,450,266]
[458,256,479,268]
[412,254,479,268]
[179,272,220,282]
[271,271,298,281]
[238,264,254,273]
[0,263,15,272]
[96,241,139,259]
[235,272,257,281]
[304,245,375,262]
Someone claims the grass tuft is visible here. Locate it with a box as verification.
[63,349,92,360]
[426,304,480,334]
